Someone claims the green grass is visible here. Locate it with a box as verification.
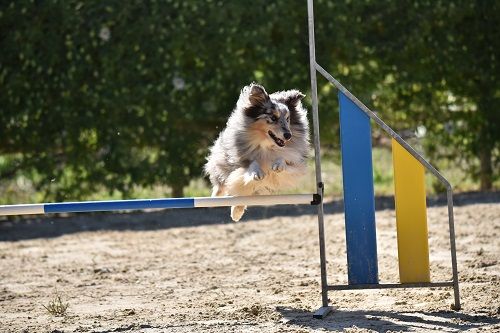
[0,147,496,205]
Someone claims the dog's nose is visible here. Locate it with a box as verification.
[284,132,292,141]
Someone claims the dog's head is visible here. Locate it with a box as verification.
[237,83,306,148]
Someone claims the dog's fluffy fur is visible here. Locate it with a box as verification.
[204,83,310,221]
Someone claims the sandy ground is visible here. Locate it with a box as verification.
[0,192,499,332]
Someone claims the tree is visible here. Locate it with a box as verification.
[1,0,497,202]
[0,1,316,200]
[356,0,500,189]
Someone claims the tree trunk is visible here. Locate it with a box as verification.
[479,145,493,191]
[477,92,496,192]
[171,183,184,198]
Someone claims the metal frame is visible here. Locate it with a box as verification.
[307,0,330,313]
[306,0,460,319]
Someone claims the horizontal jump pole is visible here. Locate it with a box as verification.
[0,193,317,216]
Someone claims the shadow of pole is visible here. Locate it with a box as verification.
[276,306,500,332]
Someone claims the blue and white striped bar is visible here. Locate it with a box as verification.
[0,194,315,216]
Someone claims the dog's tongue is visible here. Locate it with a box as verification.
[268,130,285,147]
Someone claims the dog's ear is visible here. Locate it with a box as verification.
[247,83,270,107]
[282,90,305,109]
[238,83,270,118]
[271,89,307,126]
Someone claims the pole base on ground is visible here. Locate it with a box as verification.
[313,306,333,319]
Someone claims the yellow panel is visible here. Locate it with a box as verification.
[392,139,430,283]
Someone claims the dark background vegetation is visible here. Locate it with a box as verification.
[0,0,498,201]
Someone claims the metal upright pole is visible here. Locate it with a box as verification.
[307,0,332,319]
[447,187,461,310]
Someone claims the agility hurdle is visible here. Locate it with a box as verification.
[0,0,460,319]
[0,194,317,216]
[307,0,460,318]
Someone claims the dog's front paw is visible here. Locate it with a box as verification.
[243,168,265,184]
[253,168,265,180]
[272,158,286,173]
[244,161,265,183]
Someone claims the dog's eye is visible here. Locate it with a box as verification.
[286,116,290,122]
[271,115,278,122]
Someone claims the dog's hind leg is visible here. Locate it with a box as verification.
[212,183,245,221]
[231,205,246,222]
[226,168,254,221]
[211,184,225,197]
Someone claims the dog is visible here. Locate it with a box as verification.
[204,83,310,221]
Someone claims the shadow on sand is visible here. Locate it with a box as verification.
[277,306,500,332]
[1,191,498,242]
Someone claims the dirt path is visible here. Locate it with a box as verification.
[1,193,499,332]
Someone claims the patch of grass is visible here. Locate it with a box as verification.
[1,147,496,205]
[372,146,395,195]
[43,290,69,317]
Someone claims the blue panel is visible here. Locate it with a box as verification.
[44,198,195,213]
[339,92,378,285]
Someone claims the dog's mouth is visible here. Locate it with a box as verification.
[268,130,285,147]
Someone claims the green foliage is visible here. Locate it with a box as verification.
[0,0,498,201]
[0,0,285,199]
[356,0,500,189]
